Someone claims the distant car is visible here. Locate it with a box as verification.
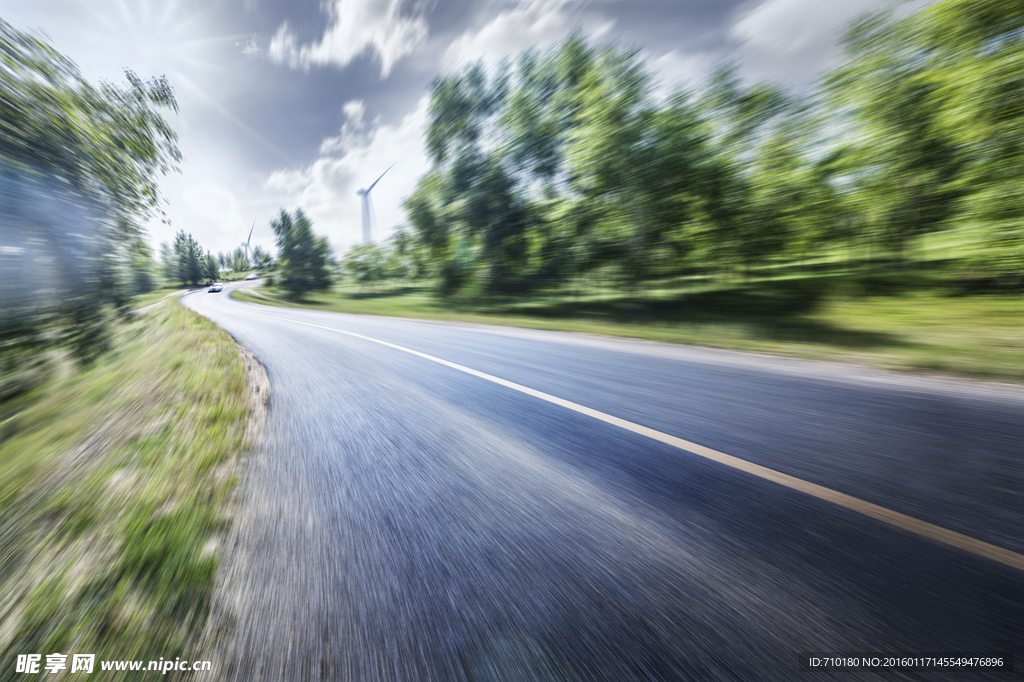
[208,283,224,292]
[244,273,259,280]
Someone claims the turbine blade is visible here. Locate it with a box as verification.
[366,163,394,192]
[247,221,254,246]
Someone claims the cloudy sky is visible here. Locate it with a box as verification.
[3,0,899,258]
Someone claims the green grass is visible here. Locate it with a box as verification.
[1,301,249,680]
[234,271,1024,382]
[128,286,189,310]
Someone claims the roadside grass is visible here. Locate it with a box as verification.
[1,300,249,680]
[0,287,189,416]
[233,267,1023,382]
[128,286,191,310]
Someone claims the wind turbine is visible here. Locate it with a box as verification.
[356,164,393,244]
[242,221,254,267]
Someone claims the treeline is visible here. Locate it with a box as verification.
[378,0,1022,296]
[158,209,332,298]
[158,232,272,287]
[0,19,180,361]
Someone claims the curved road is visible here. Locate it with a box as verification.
[183,283,1023,681]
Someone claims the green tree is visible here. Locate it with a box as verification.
[202,253,220,284]
[827,9,964,264]
[172,231,204,286]
[413,35,671,293]
[389,227,427,280]
[917,0,1024,280]
[691,65,793,277]
[0,19,180,360]
[126,239,157,294]
[404,170,454,284]
[560,42,654,283]
[271,208,332,299]
[619,90,712,279]
[343,244,388,286]
[229,247,250,273]
[0,19,180,233]
[158,242,174,283]
[251,245,273,270]
[410,34,801,293]
[422,60,536,294]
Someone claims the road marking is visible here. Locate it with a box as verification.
[201,290,1024,572]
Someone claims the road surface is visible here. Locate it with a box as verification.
[182,283,1023,681]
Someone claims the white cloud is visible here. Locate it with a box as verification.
[730,0,888,79]
[268,0,428,76]
[180,183,247,252]
[262,168,309,196]
[237,34,262,56]
[319,99,371,155]
[267,23,299,66]
[264,97,431,252]
[342,100,366,125]
[444,0,614,69]
[648,49,713,98]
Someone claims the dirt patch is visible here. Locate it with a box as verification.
[239,346,270,448]
[196,344,270,658]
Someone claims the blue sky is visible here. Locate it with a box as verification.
[3,0,898,258]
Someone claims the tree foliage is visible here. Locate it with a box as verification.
[342,244,388,285]
[399,3,1024,295]
[272,208,333,299]
[405,34,803,294]
[0,19,181,360]
[251,245,273,270]
[172,231,206,286]
[0,19,180,233]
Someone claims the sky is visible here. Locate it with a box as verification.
[3,0,902,259]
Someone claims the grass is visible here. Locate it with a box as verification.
[234,267,1024,382]
[128,286,191,310]
[1,299,250,680]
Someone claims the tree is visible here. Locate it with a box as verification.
[412,36,664,293]
[686,65,795,277]
[404,170,455,286]
[251,245,273,270]
[422,60,536,294]
[158,242,174,283]
[229,247,250,273]
[409,35,795,292]
[401,12,1024,299]
[0,19,180,234]
[126,239,157,294]
[390,226,430,280]
[0,19,180,360]
[202,253,220,284]
[558,42,655,284]
[916,0,1024,280]
[826,9,964,264]
[271,208,332,299]
[172,231,204,286]
[343,244,388,286]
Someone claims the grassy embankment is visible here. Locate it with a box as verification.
[1,295,251,679]
[235,237,1023,382]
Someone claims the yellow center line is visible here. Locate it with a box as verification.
[202,289,1024,572]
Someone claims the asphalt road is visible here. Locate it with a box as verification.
[183,283,1023,682]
